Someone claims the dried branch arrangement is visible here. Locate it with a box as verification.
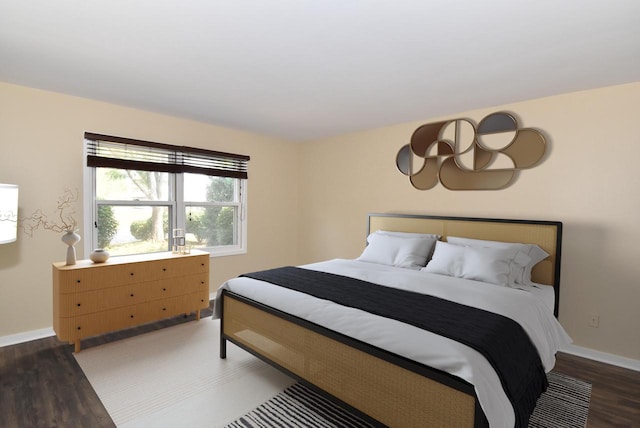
[21,188,79,237]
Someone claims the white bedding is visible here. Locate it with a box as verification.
[213,259,571,428]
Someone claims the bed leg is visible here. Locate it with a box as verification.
[219,293,227,359]
[220,337,227,359]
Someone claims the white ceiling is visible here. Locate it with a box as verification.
[1,0,639,142]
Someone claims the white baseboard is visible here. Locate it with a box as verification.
[561,344,640,372]
[0,327,55,348]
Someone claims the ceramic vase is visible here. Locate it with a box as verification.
[61,230,81,265]
[90,248,110,263]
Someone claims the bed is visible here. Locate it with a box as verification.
[214,213,570,428]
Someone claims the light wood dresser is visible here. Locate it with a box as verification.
[52,250,210,352]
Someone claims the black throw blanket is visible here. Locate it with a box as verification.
[241,266,548,428]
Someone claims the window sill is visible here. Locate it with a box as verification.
[202,247,247,258]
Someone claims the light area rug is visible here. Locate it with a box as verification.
[76,317,591,428]
[74,317,295,428]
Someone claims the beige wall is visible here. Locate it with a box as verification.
[0,81,299,337]
[298,83,640,361]
[1,80,639,363]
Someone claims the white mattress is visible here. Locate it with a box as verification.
[516,282,556,313]
[213,259,571,428]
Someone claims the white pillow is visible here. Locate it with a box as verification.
[395,237,439,269]
[520,245,549,285]
[358,234,397,266]
[358,233,437,269]
[372,230,441,241]
[446,237,548,285]
[370,230,442,264]
[422,241,465,277]
[423,241,526,286]
[461,246,520,286]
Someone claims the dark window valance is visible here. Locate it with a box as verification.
[85,132,249,179]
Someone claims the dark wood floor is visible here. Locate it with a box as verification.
[1,307,638,428]
[554,352,640,427]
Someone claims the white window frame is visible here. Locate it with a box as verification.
[82,142,248,258]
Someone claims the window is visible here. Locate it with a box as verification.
[83,133,249,258]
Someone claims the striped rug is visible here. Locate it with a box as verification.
[225,371,591,428]
[529,372,592,428]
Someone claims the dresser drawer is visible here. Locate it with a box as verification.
[189,289,210,310]
[61,304,148,341]
[56,263,148,293]
[142,273,209,299]
[141,291,209,323]
[57,284,143,316]
[147,254,209,281]
[147,294,192,320]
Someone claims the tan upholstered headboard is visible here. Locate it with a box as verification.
[367,213,563,316]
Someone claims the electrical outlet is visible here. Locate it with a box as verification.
[589,313,600,328]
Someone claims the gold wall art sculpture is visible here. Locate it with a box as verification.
[396,112,547,190]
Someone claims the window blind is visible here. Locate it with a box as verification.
[85,132,249,179]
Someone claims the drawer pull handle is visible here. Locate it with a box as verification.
[201,299,205,303]
[130,273,134,276]
[130,293,134,297]
[163,308,167,311]
[77,303,81,307]
[201,281,204,284]
[163,268,167,271]
[163,288,167,291]
[77,326,81,330]
[130,315,134,318]
[76,280,81,284]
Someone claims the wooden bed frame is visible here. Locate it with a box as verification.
[220,213,563,428]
